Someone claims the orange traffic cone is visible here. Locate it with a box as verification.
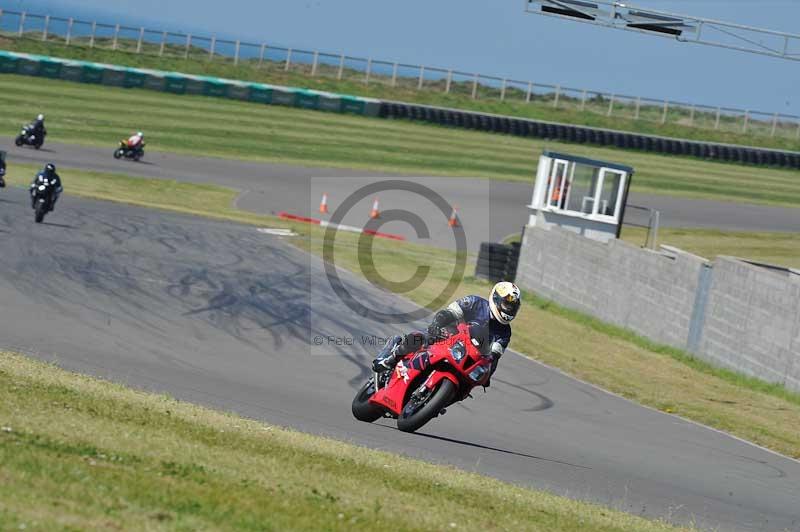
[319,193,329,214]
[448,205,460,227]
[369,198,380,219]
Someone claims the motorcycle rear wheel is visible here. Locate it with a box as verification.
[397,379,456,433]
[351,379,384,422]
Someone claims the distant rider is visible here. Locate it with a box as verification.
[30,114,47,141]
[126,131,145,155]
[29,163,63,211]
[0,155,6,188]
[372,282,522,386]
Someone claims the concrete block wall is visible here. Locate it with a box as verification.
[517,225,800,392]
[517,225,707,349]
[699,258,800,391]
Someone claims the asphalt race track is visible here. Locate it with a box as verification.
[1,187,798,531]
[5,138,800,251]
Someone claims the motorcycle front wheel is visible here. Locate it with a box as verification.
[351,378,385,422]
[397,378,456,433]
[34,199,46,223]
[113,148,124,159]
[14,135,23,147]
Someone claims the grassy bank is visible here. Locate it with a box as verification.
[622,227,800,269]
[3,36,798,152]
[4,167,799,459]
[1,74,800,208]
[0,351,689,531]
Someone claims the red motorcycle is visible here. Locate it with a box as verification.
[352,323,494,433]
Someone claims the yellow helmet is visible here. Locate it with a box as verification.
[489,282,521,324]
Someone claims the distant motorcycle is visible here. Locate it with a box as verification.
[31,179,58,223]
[0,165,6,188]
[15,125,44,150]
[113,140,144,162]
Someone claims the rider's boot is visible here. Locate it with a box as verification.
[372,335,403,373]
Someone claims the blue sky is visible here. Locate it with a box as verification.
[5,0,800,115]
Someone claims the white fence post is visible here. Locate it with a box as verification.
[445,70,453,94]
[18,11,25,37]
[42,15,49,41]
[258,44,266,67]
[89,21,96,48]
[184,34,191,59]
[391,62,398,87]
[552,85,561,108]
[500,78,507,101]
[285,48,292,71]
[742,110,750,133]
[234,40,240,66]
[634,96,641,119]
[689,105,696,126]
[661,100,669,124]
[136,27,144,53]
[771,113,779,137]
[580,89,587,111]
[714,107,721,129]
[607,94,615,116]
[526,81,533,103]
[112,23,119,50]
[209,36,216,60]
[471,74,479,99]
[417,65,425,90]
[365,58,372,84]
[311,51,319,76]
[65,18,73,46]
[159,31,167,57]
[337,54,345,80]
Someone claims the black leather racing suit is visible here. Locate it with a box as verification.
[372,295,511,385]
[29,170,62,210]
[31,119,46,141]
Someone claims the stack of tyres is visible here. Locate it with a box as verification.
[475,242,521,283]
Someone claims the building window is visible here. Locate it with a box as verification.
[597,169,624,218]
[537,159,627,222]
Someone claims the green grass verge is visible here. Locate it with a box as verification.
[621,227,800,270]
[508,227,800,270]
[4,35,799,152]
[4,166,799,459]
[1,73,800,208]
[0,351,690,531]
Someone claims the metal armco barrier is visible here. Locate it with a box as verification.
[0,51,382,118]
[379,101,800,170]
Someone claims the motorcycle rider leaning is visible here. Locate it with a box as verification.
[372,281,522,386]
[30,114,47,141]
[126,131,145,154]
[29,163,63,211]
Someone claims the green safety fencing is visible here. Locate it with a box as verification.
[0,50,381,117]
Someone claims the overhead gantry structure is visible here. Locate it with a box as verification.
[525,0,800,62]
